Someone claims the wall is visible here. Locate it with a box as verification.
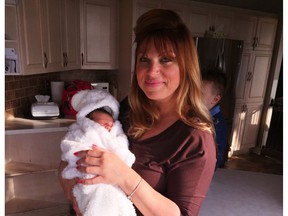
[5,70,117,117]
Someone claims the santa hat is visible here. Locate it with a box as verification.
[71,89,119,120]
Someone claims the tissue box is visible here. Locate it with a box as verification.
[31,102,60,117]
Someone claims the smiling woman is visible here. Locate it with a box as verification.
[59,9,217,216]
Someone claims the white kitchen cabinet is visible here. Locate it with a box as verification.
[161,1,234,38]
[5,2,20,74]
[6,0,80,75]
[61,0,81,70]
[135,0,161,21]
[185,6,210,37]
[232,14,278,51]
[5,129,70,215]
[80,0,118,69]
[254,17,278,50]
[17,0,63,75]
[231,50,272,154]
[230,102,263,155]
[186,6,234,38]
[236,50,272,104]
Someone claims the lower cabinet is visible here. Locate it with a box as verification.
[230,102,263,156]
[5,131,69,216]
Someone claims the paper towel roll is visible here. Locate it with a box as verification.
[51,81,64,105]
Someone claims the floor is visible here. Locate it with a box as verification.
[223,152,283,175]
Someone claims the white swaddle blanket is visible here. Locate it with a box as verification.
[61,89,136,216]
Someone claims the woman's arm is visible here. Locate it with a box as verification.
[75,146,181,216]
[58,161,82,216]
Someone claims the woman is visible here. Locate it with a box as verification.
[59,9,216,216]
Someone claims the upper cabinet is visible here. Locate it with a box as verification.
[6,0,80,75]
[5,2,20,74]
[187,6,234,38]
[61,0,81,70]
[80,0,118,70]
[17,0,63,74]
[135,0,161,22]
[232,14,278,51]
[162,1,234,38]
[254,17,278,50]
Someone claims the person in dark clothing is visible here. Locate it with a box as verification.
[59,9,216,216]
[202,70,228,168]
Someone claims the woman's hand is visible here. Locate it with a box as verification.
[58,161,82,216]
[75,145,132,187]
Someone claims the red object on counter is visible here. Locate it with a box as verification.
[61,80,93,116]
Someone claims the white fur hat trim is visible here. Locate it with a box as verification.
[71,89,119,120]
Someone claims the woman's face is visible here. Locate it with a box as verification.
[135,40,180,103]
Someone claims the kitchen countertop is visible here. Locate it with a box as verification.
[5,116,76,135]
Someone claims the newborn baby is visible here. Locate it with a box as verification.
[61,89,136,216]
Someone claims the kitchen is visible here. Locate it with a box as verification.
[5,0,283,215]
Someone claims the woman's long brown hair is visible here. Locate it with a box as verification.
[128,9,214,139]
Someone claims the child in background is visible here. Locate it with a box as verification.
[60,89,136,216]
[202,70,228,168]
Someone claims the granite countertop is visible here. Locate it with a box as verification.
[5,116,76,135]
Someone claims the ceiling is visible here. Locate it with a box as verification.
[192,0,283,15]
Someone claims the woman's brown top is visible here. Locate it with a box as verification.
[119,98,216,216]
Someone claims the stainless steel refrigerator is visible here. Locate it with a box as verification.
[195,37,244,141]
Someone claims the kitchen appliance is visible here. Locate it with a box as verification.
[50,81,64,106]
[195,37,244,140]
[91,82,109,92]
[31,102,60,117]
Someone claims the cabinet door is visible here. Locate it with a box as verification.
[17,0,45,74]
[212,11,234,37]
[80,0,117,69]
[230,103,246,155]
[246,51,272,103]
[41,0,63,72]
[61,0,80,70]
[235,51,253,103]
[186,7,210,37]
[161,1,187,25]
[255,17,278,51]
[231,14,257,49]
[135,0,161,22]
[17,0,62,74]
[242,103,263,151]
[230,102,263,155]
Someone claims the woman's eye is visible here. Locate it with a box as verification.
[160,57,172,63]
[139,56,149,63]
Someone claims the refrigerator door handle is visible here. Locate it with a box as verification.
[216,51,223,70]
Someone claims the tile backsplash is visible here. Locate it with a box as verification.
[5,70,117,117]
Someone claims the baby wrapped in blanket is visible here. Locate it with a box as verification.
[61,89,136,216]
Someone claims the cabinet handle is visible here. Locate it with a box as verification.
[255,37,259,48]
[44,52,48,69]
[63,53,66,67]
[242,104,248,113]
[81,53,84,66]
[65,53,68,67]
[252,37,259,50]
[246,72,253,82]
[241,105,245,112]
[246,72,251,82]
[252,37,256,50]
[63,52,68,67]
[249,72,253,81]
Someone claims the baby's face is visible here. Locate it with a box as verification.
[90,111,114,132]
